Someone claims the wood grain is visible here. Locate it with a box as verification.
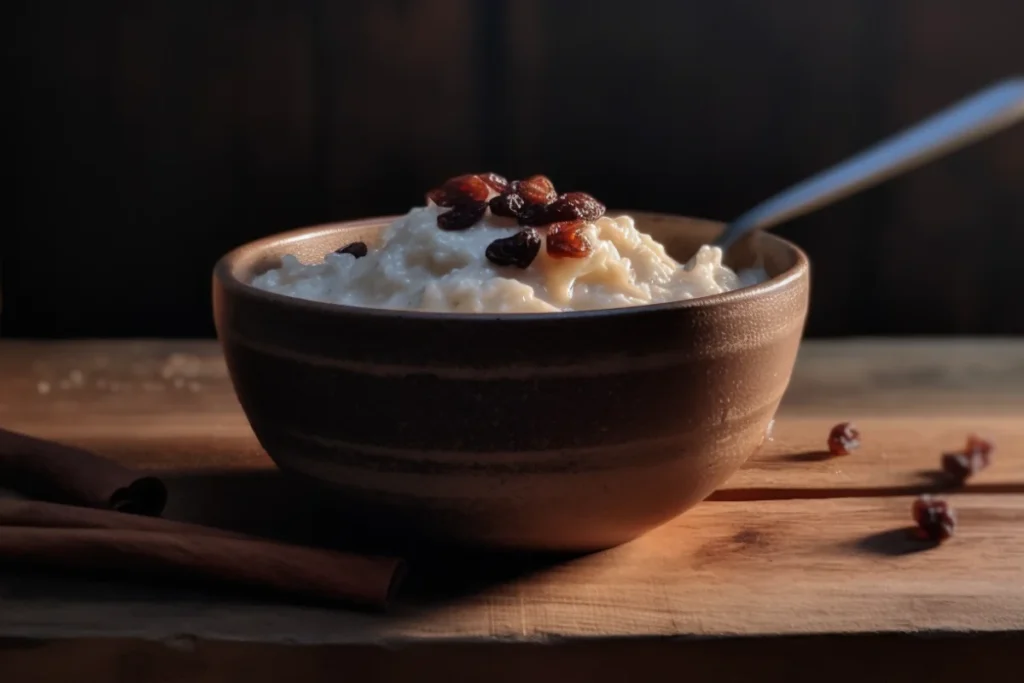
[726,415,1024,498]
[2,495,1022,642]
[2,339,1024,676]
[2,340,1021,497]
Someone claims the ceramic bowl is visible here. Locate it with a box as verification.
[212,212,809,552]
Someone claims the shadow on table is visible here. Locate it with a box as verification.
[848,527,939,556]
[773,450,834,463]
[160,468,579,604]
[912,469,962,490]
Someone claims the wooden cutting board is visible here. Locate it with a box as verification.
[1,339,1022,682]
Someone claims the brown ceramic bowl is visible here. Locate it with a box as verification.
[213,212,809,552]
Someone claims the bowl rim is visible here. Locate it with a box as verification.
[213,211,810,322]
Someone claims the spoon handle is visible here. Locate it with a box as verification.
[715,77,1024,249]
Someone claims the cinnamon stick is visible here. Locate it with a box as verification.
[0,500,406,609]
[0,427,166,515]
[0,528,405,608]
[0,499,242,538]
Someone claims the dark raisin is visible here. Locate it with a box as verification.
[515,175,557,205]
[489,192,526,218]
[437,201,487,231]
[544,192,606,222]
[517,202,551,227]
[911,495,956,542]
[485,229,542,269]
[427,174,490,206]
[546,220,592,258]
[827,422,860,456]
[941,434,993,482]
[334,241,368,258]
[478,172,509,193]
[941,452,986,481]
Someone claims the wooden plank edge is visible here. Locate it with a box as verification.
[708,482,1024,501]
[2,632,1024,683]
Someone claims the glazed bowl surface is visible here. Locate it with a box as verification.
[212,212,810,552]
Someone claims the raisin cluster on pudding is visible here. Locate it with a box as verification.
[251,172,767,314]
[426,173,605,266]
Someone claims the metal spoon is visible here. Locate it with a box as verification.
[714,77,1024,251]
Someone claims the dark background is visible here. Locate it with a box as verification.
[4,0,1023,339]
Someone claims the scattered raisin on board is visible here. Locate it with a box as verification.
[941,434,994,482]
[942,452,984,481]
[966,434,994,457]
[546,220,593,258]
[911,495,957,542]
[485,229,542,269]
[334,241,368,258]
[827,422,860,455]
[437,201,488,231]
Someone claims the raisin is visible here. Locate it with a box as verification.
[544,192,606,222]
[546,220,593,258]
[446,174,490,201]
[515,175,557,205]
[489,192,526,218]
[485,229,542,269]
[965,434,994,457]
[911,495,957,542]
[437,201,487,231]
[517,202,552,227]
[478,172,509,193]
[427,174,490,206]
[827,422,860,455]
[426,186,450,206]
[942,452,986,481]
[334,241,368,258]
[941,434,993,482]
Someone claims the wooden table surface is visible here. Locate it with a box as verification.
[1,339,1023,682]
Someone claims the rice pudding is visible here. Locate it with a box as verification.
[251,173,767,313]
